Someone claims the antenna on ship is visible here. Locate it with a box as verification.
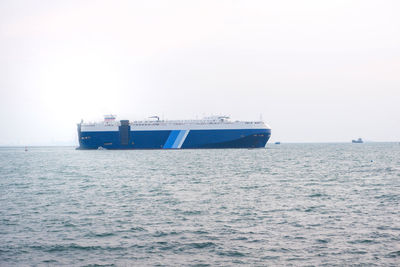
[149,116,160,121]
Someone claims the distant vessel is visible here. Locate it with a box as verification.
[275,142,281,144]
[352,138,363,143]
[77,115,271,150]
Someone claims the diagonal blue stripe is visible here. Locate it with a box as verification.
[163,130,180,148]
[172,130,186,148]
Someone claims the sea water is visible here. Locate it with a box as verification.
[0,143,399,266]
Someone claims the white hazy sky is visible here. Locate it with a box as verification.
[1,0,399,145]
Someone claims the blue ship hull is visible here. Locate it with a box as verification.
[78,128,271,150]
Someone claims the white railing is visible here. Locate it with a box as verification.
[80,118,263,127]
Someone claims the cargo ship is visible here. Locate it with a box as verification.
[77,115,271,150]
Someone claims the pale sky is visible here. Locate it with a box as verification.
[1,0,399,145]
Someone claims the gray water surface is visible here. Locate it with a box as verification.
[1,143,399,266]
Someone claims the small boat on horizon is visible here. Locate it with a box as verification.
[352,138,363,143]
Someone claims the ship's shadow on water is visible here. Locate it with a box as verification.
[0,143,399,266]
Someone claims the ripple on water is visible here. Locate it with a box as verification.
[0,144,399,266]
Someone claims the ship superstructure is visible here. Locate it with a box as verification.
[77,115,271,149]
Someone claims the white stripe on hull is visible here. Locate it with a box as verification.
[81,122,270,132]
[175,130,189,148]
